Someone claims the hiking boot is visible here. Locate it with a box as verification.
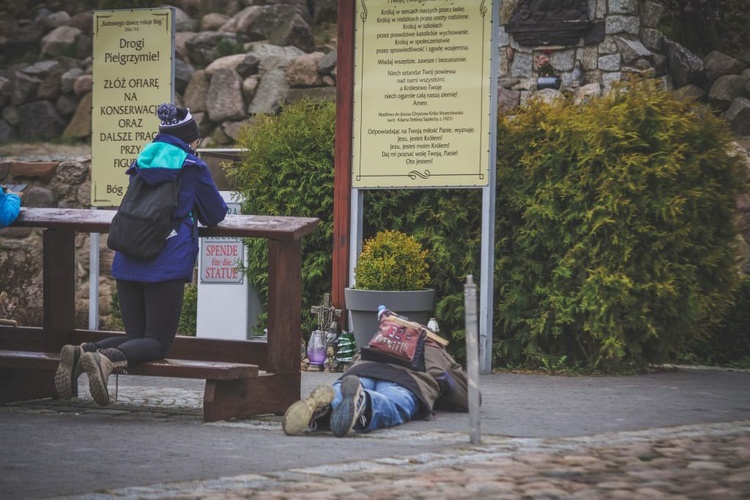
[330,375,368,437]
[282,385,335,436]
[54,343,97,399]
[81,348,128,406]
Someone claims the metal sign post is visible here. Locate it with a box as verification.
[340,0,499,373]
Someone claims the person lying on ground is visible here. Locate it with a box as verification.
[283,313,470,437]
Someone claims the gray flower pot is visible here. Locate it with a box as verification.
[344,288,435,349]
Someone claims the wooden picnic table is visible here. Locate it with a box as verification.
[0,207,319,421]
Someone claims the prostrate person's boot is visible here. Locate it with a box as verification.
[81,348,128,406]
[54,343,98,399]
[331,375,369,437]
[282,385,335,435]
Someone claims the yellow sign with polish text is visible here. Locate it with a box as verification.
[91,8,173,207]
[353,0,492,188]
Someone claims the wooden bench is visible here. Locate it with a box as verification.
[0,208,319,422]
[0,349,260,421]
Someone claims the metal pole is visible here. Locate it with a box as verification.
[479,0,500,374]
[464,274,481,444]
[88,224,100,331]
[347,188,364,329]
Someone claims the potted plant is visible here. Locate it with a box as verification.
[344,230,435,349]
[535,50,561,90]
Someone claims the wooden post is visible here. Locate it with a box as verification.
[266,239,303,374]
[42,227,76,353]
[332,0,355,328]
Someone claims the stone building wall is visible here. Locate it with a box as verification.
[496,0,750,135]
[499,0,658,90]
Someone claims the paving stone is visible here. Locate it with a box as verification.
[687,460,729,470]
[559,455,601,466]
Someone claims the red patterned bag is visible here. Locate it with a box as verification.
[360,310,427,371]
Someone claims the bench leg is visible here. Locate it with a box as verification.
[0,368,57,404]
[202,372,301,422]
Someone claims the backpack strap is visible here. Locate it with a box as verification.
[168,173,183,234]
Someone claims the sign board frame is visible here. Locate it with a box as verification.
[351,0,494,189]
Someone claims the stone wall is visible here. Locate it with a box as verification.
[2,1,749,143]
[0,155,105,327]
[0,0,338,146]
[497,0,750,135]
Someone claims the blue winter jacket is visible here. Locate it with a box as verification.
[0,191,21,227]
[111,134,228,282]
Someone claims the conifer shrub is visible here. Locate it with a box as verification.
[353,229,430,291]
[231,99,336,334]
[681,273,750,366]
[495,80,747,371]
[228,82,747,371]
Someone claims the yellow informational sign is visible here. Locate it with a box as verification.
[353,0,493,188]
[91,8,173,206]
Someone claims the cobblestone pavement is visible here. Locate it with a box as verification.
[1,369,748,499]
[72,421,750,499]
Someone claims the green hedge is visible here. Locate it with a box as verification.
[495,81,746,371]
[231,84,747,371]
[231,100,337,335]
[680,273,750,367]
[230,99,481,340]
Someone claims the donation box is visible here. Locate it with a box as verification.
[196,192,262,339]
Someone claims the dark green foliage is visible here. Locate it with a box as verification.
[495,80,746,371]
[361,189,483,360]
[216,38,246,59]
[660,0,720,55]
[177,284,198,336]
[714,0,750,57]
[108,290,124,331]
[229,83,747,371]
[681,274,750,366]
[660,0,750,57]
[231,99,337,335]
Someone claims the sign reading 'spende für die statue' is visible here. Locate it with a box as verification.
[352,0,493,189]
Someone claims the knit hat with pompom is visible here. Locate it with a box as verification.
[156,103,200,144]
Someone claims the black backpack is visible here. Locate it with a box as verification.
[107,175,181,259]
